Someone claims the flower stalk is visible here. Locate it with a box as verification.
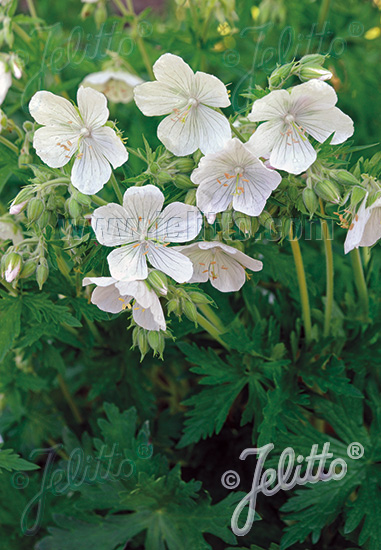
[319,200,334,338]
[350,248,369,322]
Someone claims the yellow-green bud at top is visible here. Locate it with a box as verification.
[299,54,326,66]
[94,4,107,27]
[167,298,181,316]
[37,210,50,230]
[156,170,173,184]
[193,149,202,164]
[66,197,82,220]
[147,330,165,359]
[173,174,195,189]
[137,329,149,361]
[81,3,95,18]
[299,66,332,82]
[73,190,92,207]
[331,169,359,187]
[20,260,37,279]
[184,189,196,205]
[36,258,49,290]
[258,210,275,231]
[350,186,367,209]
[314,179,341,204]
[182,300,198,324]
[187,291,212,305]
[18,151,33,169]
[147,270,168,295]
[3,17,14,48]
[174,158,195,172]
[302,187,319,215]
[27,197,44,223]
[268,62,294,88]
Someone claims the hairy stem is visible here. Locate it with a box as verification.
[320,200,334,338]
[197,303,226,334]
[318,0,331,31]
[289,224,312,346]
[110,173,124,204]
[91,195,108,206]
[0,135,19,154]
[350,248,369,321]
[196,313,230,350]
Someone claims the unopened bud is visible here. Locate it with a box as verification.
[331,169,359,187]
[182,300,198,323]
[3,17,14,48]
[184,189,196,205]
[66,197,82,220]
[187,291,211,305]
[27,197,44,223]
[258,210,275,231]
[20,260,37,279]
[302,187,319,215]
[350,186,367,209]
[173,174,195,189]
[9,200,27,215]
[81,2,95,18]
[3,252,22,282]
[157,171,173,184]
[18,150,33,169]
[314,179,341,204]
[174,158,195,172]
[72,190,92,207]
[299,66,332,82]
[137,329,149,361]
[147,270,168,295]
[94,4,107,27]
[167,298,181,316]
[299,54,326,66]
[234,212,253,235]
[268,62,294,88]
[0,109,8,131]
[147,330,165,358]
[36,258,49,289]
[37,210,50,230]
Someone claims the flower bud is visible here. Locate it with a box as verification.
[0,109,8,132]
[66,197,82,220]
[147,330,165,359]
[187,291,212,305]
[350,186,367,209]
[94,4,107,27]
[268,62,294,88]
[137,329,149,361]
[182,300,198,324]
[18,150,33,169]
[302,187,319,215]
[72,190,92,207]
[36,258,49,290]
[299,54,326,66]
[167,298,181,316]
[331,169,359,187]
[147,270,168,295]
[27,198,44,223]
[184,189,196,205]
[81,2,95,18]
[156,171,173,184]
[9,200,27,215]
[299,66,332,82]
[258,210,275,231]
[3,17,14,48]
[20,260,37,279]
[173,174,195,189]
[314,179,341,204]
[174,158,195,172]
[2,252,22,282]
[36,210,51,230]
[234,212,253,235]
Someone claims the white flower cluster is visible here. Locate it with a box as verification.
[26,52,368,332]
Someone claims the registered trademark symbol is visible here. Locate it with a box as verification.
[347,442,364,459]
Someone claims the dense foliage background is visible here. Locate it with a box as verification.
[0,0,380,549]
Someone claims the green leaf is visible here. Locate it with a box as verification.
[0,444,40,473]
[0,295,22,362]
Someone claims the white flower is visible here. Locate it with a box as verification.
[81,70,144,104]
[175,241,263,292]
[0,60,12,105]
[82,276,166,331]
[134,53,231,156]
[0,220,23,244]
[192,137,282,223]
[91,184,202,283]
[29,86,128,195]
[344,194,381,254]
[247,80,354,175]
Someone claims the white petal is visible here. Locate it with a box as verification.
[210,251,247,292]
[82,71,143,104]
[134,81,188,116]
[71,138,112,194]
[0,65,12,105]
[220,245,263,272]
[148,203,202,243]
[197,105,231,155]
[147,244,193,283]
[248,89,290,122]
[193,71,230,107]
[157,108,201,156]
[133,297,166,331]
[290,80,338,112]
[77,86,109,129]
[91,126,128,168]
[152,53,194,94]
[359,206,381,247]
[83,278,125,314]
[196,179,233,220]
[344,197,370,254]
[107,242,148,281]
[82,276,118,287]
[122,185,164,237]
[33,126,78,168]
[174,243,212,283]
[246,119,284,160]
[269,124,317,175]
[92,203,137,246]
[232,160,282,217]
[296,106,354,145]
[29,91,81,127]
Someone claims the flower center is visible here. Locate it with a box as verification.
[80,127,91,138]
[284,114,295,124]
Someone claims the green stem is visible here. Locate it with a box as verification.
[12,22,31,44]
[57,374,83,424]
[230,121,246,142]
[119,0,154,79]
[350,248,369,321]
[0,279,18,296]
[289,224,312,346]
[91,195,108,206]
[320,200,334,338]
[197,303,226,334]
[0,135,18,154]
[318,0,331,31]
[196,313,230,350]
[110,173,123,204]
